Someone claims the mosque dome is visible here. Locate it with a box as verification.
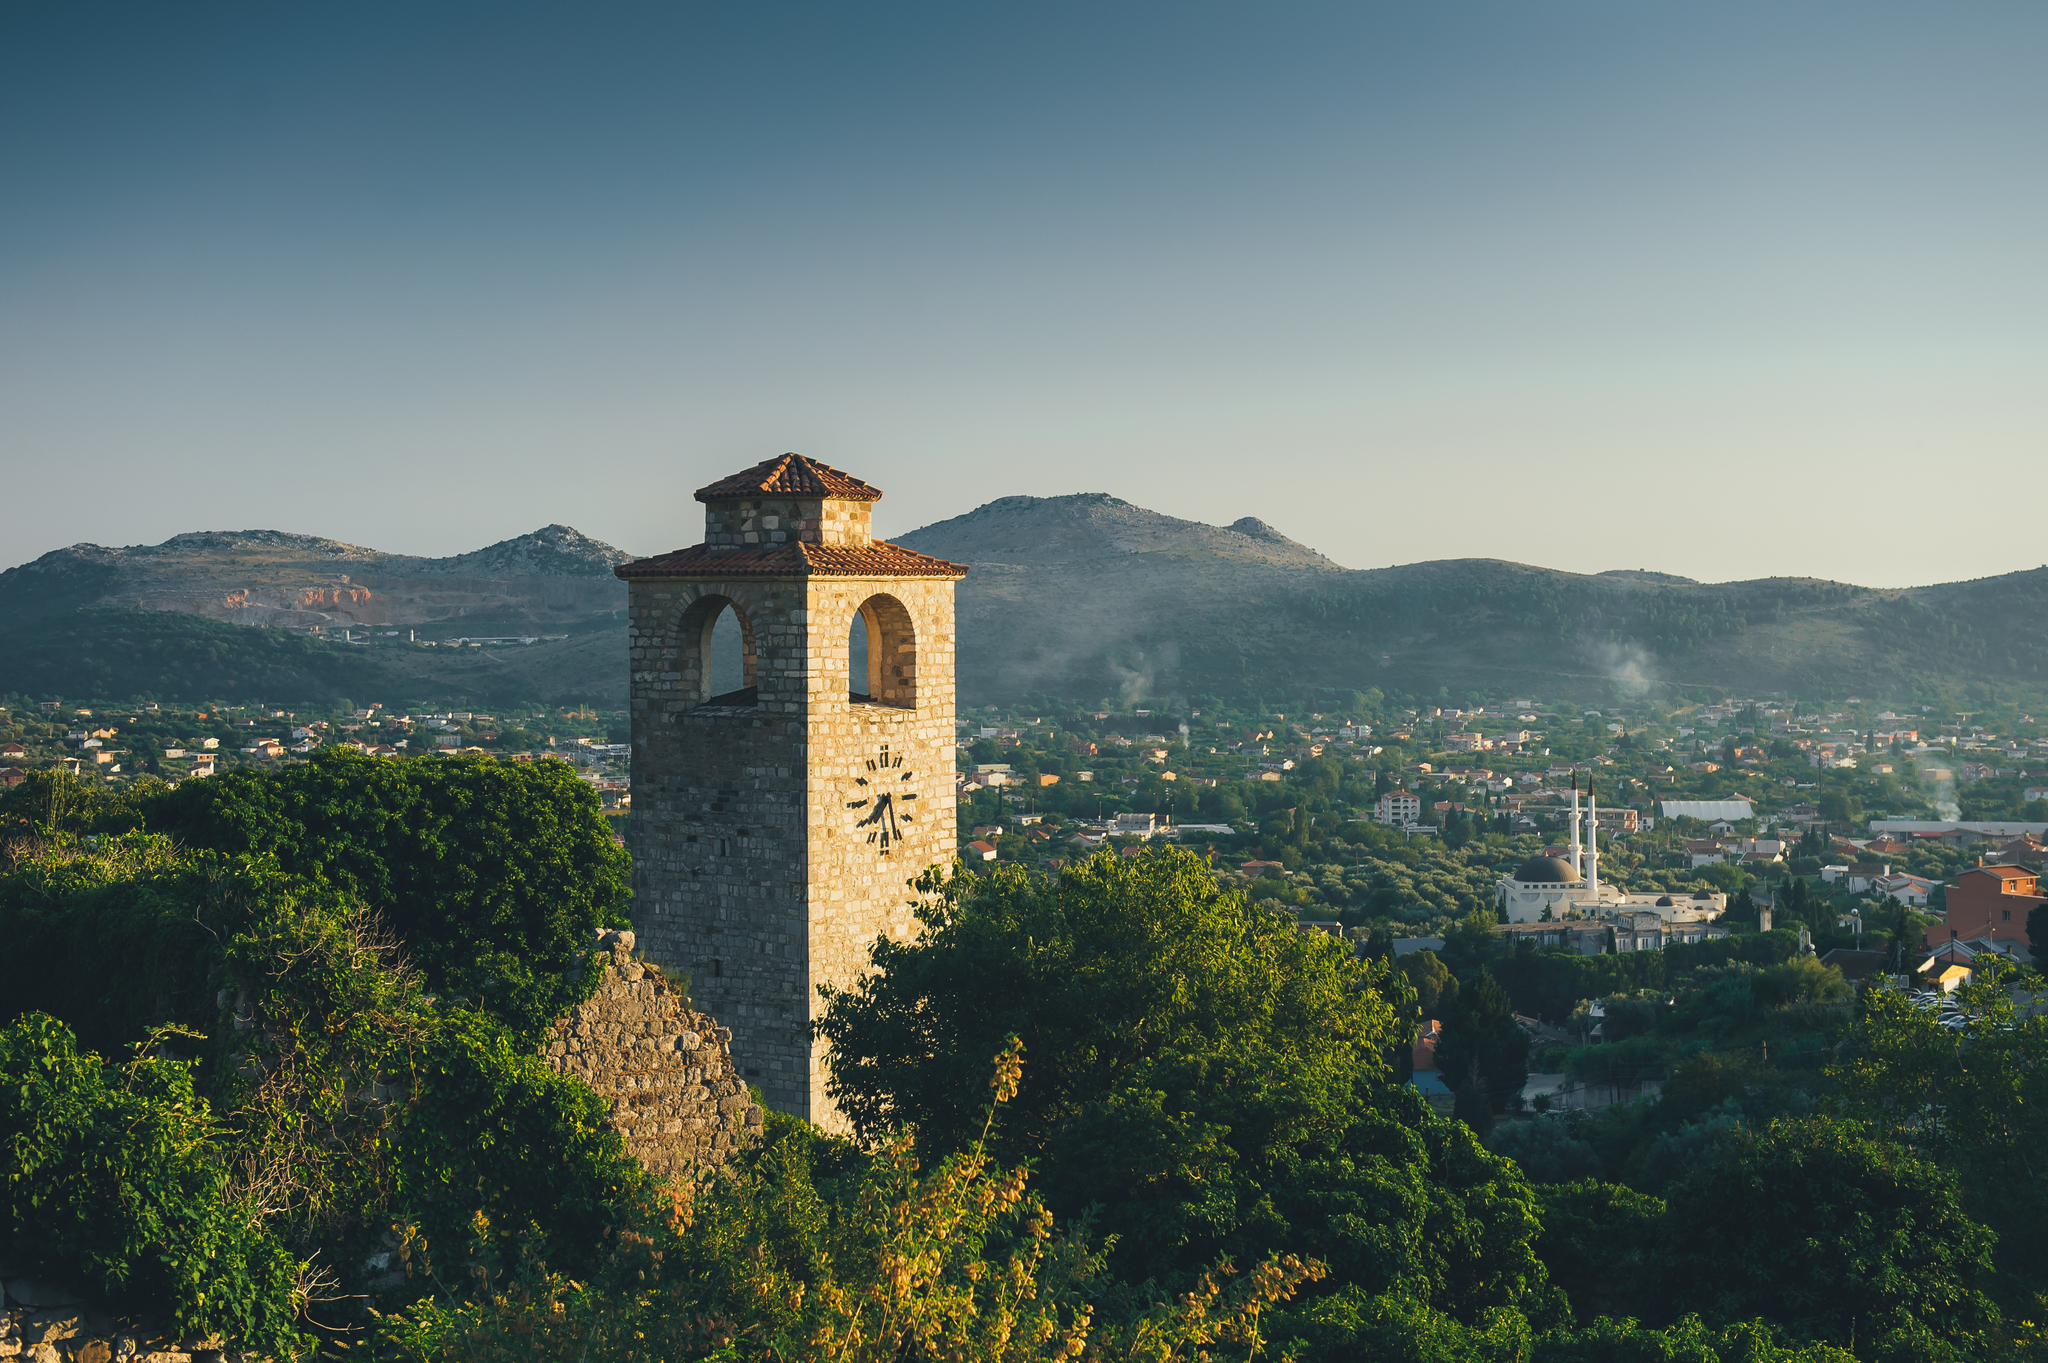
[1656,896,1675,906]
[1513,855,1581,884]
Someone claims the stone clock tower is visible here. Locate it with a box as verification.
[615,454,967,1128]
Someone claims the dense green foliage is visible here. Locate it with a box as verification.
[0,840,659,1347]
[0,1013,304,1356]
[146,749,629,1037]
[376,1055,1326,1363]
[814,853,1481,1288]
[1656,1117,1997,1355]
[0,832,231,1061]
[5,749,2040,1360]
[1827,976,2048,1313]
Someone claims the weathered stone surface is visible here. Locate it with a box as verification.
[545,937,761,1181]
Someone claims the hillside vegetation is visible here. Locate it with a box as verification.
[899,494,2048,705]
[0,607,625,708]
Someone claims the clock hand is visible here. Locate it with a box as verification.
[855,793,892,828]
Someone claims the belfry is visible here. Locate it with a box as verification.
[615,454,967,1128]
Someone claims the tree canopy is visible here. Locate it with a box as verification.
[145,749,630,1035]
[815,850,1549,1319]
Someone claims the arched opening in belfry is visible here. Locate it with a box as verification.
[847,594,916,708]
[707,604,751,703]
[674,594,758,708]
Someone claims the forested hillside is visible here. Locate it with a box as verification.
[899,496,2048,705]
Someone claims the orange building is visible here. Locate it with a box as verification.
[1928,864,2044,948]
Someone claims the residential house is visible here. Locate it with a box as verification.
[0,768,25,787]
[966,840,998,862]
[1408,1021,1456,1114]
[1843,862,1891,894]
[1375,792,1422,826]
[1818,948,1890,986]
[0,743,27,760]
[1985,837,2048,870]
[1872,872,1935,908]
[1685,838,1735,868]
[1927,864,2044,949]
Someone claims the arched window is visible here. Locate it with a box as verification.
[671,594,758,708]
[847,594,917,708]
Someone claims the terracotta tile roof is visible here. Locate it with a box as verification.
[615,539,967,580]
[694,453,882,503]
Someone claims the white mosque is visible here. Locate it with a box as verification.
[1497,781,1726,924]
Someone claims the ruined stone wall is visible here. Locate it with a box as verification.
[545,930,762,1181]
[0,1270,221,1363]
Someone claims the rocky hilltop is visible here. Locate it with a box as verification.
[0,525,632,636]
[900,493,1339,570]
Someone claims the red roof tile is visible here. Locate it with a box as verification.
[695,453,882,503]
[615,539,968,581]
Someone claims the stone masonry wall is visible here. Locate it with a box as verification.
[545,930,762,1181]
[0,1268,229,1363]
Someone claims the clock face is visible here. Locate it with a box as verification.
[845,742,919,854]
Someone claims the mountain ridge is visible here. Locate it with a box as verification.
[3,498,2046,708]
[0,525,633,637]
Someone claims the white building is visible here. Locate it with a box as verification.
[1375,792,1421,825]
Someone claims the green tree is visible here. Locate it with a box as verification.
[814,851,1547,1314]
[1435,971,1530,1113]
[1817,790,1862,825]
[2029,899,2047,960]
[1827,980,2048,1309]
[1654,1117,1997,1353]
[145,749,629,1037]
[1530,1178,1665,1328]
[1400,948,1460,1018]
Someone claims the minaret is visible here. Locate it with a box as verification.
[1586,779,1601,905]
[1569,776,1583,876]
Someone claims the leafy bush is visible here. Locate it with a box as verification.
[1533,1314,1855,1362]
[1,834,662,1325]
[0,833,232,1059]
[373,1043,1324,1362]
[0,1014,305,1356]
[1749,957,1849,1009]
[146,749,628,1037]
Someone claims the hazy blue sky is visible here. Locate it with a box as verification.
[3,2,2041,585]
